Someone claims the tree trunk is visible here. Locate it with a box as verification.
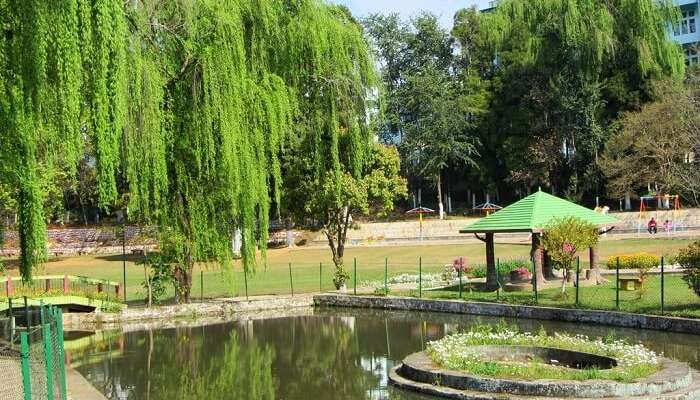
[174,253,194,303]
[589,246,608,285]
[485,233,498,290]
[561,270,568,293]
[144,265,152,307]
[437,173,444,219]
[531,233,546,288]
[624,192,632,210]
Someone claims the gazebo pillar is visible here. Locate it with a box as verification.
[531,233,546,288]
[485,233,498,291]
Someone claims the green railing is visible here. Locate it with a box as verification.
[1,300,67,400]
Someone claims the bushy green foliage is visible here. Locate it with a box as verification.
[605,253,661,270]
[471,259,528,279]
[138,252,175,305]
[677,241,700,297]
[542,217,599,271]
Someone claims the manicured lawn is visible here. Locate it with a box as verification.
[393,274,700,319]
[0,237,696,305]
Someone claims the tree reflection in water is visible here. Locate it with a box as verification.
[67,310,700,400]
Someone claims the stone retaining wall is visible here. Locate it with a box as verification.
[64,295,314,330]
[314,294,700,335]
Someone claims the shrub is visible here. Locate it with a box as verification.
[471,259,528,279]
[677,241,700,297]
[605,253,660,270]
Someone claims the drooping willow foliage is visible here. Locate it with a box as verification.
[481,0,685,78]
[0,0,377,290]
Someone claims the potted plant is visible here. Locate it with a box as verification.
[509,267,531,283]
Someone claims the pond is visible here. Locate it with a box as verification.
[66,307,700,400]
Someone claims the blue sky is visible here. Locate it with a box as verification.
[331,0,491,27]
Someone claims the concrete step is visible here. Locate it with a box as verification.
[389,366,700,400]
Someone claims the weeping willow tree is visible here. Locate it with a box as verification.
[0,0,87,279]
[1,0,377,301]
[482,0,684,77]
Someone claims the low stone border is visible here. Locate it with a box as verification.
[397,351,691,398]
[64,295,314,330]
[313,294,700,335]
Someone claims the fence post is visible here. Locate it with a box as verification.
[289,263,294,297]
[353,258,357,295]
[8,298,13,345]
[533,257,538,304]
[496,258,500,302]
[20,332,31,400]
[243,269,249,301]
[384,258,388,294]
[55,308,68,400]
[123,260,127,302]
[458,266,463,299]
[575,257,580,307]
[24,296,31,338]
[200,270,204,301]
[6,276,13,297]
[43,323,55,400]
[418,257,422,298]
[615,257,620,311]
[661,256,665,315]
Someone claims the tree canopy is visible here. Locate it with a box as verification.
[0,0,378,296]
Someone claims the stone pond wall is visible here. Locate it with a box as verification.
[314,294,700,335]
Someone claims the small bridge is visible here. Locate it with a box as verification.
[2,275,126,313]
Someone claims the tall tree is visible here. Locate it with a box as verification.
[402,66,480,219]
[475,0,685,201]
[600,75,700,206]
[283,143,407,289]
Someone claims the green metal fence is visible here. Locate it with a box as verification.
[1,299,67,400]
[347,255,698,318]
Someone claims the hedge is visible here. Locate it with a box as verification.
[605,253,660,270]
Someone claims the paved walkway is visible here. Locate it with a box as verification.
[67,368,107,400]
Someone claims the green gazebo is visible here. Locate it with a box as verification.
[460,190,619,290]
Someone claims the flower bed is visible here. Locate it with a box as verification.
[426,325,659,382]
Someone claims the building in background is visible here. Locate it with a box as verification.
[671,0,700,65]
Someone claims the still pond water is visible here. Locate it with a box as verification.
[67,307,700,400]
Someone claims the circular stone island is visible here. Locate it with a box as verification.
[389,330,700,399]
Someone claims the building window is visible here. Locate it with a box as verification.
[675,10,696,36]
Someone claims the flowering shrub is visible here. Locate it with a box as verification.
[510,267,532,281]
[605,253,660,270]
[427,325,659,382]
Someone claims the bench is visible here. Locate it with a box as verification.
[131,249,145,256]
[619,277,642,291]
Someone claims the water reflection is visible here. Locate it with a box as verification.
[67,308,700,400]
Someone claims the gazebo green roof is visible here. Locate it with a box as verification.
[459,190,619,234]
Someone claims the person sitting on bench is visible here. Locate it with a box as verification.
[647,217,657,234]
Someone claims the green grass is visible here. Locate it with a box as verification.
[0,237,695,307]
[395,274,700,318]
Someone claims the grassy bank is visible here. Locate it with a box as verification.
[0,237,695,304]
